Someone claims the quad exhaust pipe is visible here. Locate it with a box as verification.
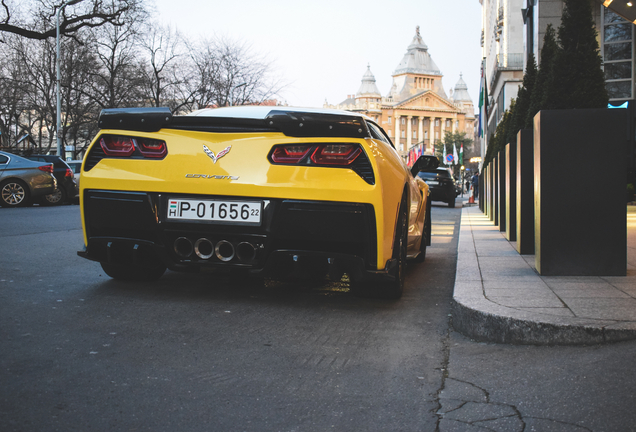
[173,237,257,263]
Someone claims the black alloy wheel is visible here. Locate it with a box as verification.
[41,187,66,206]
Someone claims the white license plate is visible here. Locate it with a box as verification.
[426,180,439,185]
[167,198,262,225]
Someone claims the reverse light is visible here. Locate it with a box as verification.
[100,135,135,156]
[136,137,167,158]
[270,145,312,163]
[311,144,361,166]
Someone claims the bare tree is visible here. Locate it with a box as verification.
[84,4,148,109]
[137,24,193,113]
[186,37,286,110]
[0,0,141,41]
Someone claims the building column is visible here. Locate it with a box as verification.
[395,114,401,151]
[429,117,436,153]
[406,115,413,150]
[418,116,424,149]
[440,117,446,141]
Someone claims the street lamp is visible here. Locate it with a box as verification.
[230,82,247,106]
[56,0,77,157]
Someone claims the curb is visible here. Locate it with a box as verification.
[451,201,636,345]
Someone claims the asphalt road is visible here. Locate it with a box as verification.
[2,203,636,432]
[0,203,460,432]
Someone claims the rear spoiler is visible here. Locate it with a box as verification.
[97,107,370,139]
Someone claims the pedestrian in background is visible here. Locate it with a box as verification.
[471,171,479,200]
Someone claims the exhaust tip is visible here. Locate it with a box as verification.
[174,237,193,258]
[215,240,235,262]
[194,238,215,259]
[236,242,257,262]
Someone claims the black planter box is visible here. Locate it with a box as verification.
[534,109,627,276]
[505,142,517,241]
[516,129,534,254]
[498,150,506,233]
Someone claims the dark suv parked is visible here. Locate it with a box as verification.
[26,155,77,205]
[417,167,458,208]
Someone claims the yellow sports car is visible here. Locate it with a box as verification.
[77,106,437,298]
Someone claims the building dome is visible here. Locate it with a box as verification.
[393,26,442,76]
[450,73,472,103]
[357,65,382,97]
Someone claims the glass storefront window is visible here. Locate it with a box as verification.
[606,80,632,99]
[605,23,632,43]
[605,42,632,61]
[605,61,632,80]
[603,7,634,100]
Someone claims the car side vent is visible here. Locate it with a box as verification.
[351,153,375,185]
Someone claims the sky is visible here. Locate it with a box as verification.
[152,0,483,111]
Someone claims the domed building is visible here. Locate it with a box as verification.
[326,26,475,161]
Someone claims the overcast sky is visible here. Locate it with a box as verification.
[152,0,483,111]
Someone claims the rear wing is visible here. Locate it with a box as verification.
[97,107,370,139]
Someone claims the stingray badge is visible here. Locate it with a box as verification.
[203,145,231,164]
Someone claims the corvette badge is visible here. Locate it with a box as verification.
[203,145,231,163]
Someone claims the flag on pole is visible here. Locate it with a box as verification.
[460,144,464,165]
[453,144,458,166]
[443,145,447,165]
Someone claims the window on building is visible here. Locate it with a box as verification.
[401,118,405,125]
[413,130,417,139]
[401,130,405,138]
[435,119,439,126]
[603,7,633,100]
[388,116,392,125]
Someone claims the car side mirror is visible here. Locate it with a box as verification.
[411,155,440,177]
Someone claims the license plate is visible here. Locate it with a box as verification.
[426,180,439,185]
[167,198,262,225]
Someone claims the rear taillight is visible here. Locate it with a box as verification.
[311,144,361,166]
[137,137,167,158]
[269,143,362,166]
[65,168,73,178]
[97,134,167,159]
[38,164,53,174]
[270,145,312,163]
[100,135,135,156]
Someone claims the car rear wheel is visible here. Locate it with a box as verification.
[0,179,30,207]
[41,187,66,206]
[415,199,431,263]
[448,198,455,208]
[100,262,166,281]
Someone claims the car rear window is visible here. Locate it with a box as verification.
[418,169,451,179]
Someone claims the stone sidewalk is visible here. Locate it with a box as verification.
[451,200,636,345]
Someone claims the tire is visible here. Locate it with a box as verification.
[100,262,166,282]
[41,186,66,206]
[448,198,455,208]
[0,179,30,207]
[350,192,408,300]
[415,199,431,263]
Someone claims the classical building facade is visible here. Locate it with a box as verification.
[326,27,475,161]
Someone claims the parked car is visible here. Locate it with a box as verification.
[26,155,77,205]
[66,160,82,201]
[0,150,56,207]
[417,167,457,207]
[78,106,437,298]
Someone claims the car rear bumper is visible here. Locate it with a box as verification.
[78,189,392,281]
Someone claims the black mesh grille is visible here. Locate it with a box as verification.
[351,152,375,185]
